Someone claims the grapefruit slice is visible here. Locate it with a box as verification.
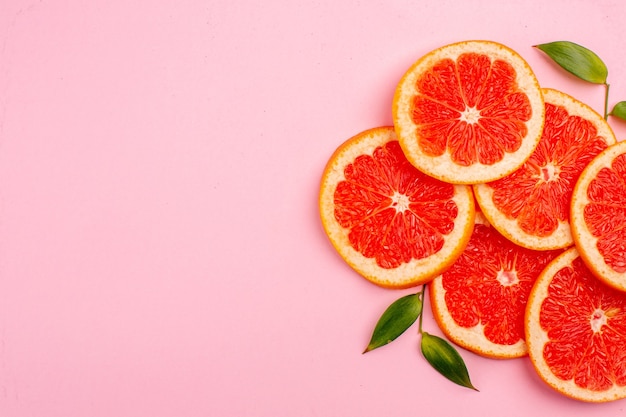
[526,247,626,402]
[430,211,561,358]
[571,140,626,292]
[474,88,616,250]
[393,40,545,184]
[319,127,475,289]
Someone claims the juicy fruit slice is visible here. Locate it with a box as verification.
[474,88,616,250]
[571,140,626,292]
[393,40,545,184]
[526,248,626,402]
[430,212,561,358]
[319,127,475,288]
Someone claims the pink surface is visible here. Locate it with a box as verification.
[2,1,626,416]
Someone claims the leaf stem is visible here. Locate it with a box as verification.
[604,82,610,120]
[418,284,427,334]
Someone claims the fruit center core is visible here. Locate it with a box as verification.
[390,192,411,213]
[459,106,481,124]
[497,269,518,286]
[539,163,559,182]
[590,308,608,333]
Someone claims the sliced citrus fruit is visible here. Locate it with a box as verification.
[571,140,626,292]
[430,211,562,358]
[474,88,616,250]
[393,40,545,184]
[526,247,626,402]
[319,127,475,289]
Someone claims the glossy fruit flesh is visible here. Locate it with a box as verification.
[412,52,532,166]
[487,102,609,237]
[334,140,459,269]
[442,223,559,345]
[540,256,626,391]
[584,153,626,273]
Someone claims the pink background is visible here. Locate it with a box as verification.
[2,1,626,416]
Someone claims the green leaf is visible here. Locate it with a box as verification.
[610,101,626,121]
[420,332,478,391]
[363,293,422,353]
[535,41,608,84]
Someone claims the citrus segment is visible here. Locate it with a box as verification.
[393,40,544,184]
[474,88,616,250]
[319,127,475,288]
[571,140,626,292]
[430,212,561,358]
[526,248,626,402]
